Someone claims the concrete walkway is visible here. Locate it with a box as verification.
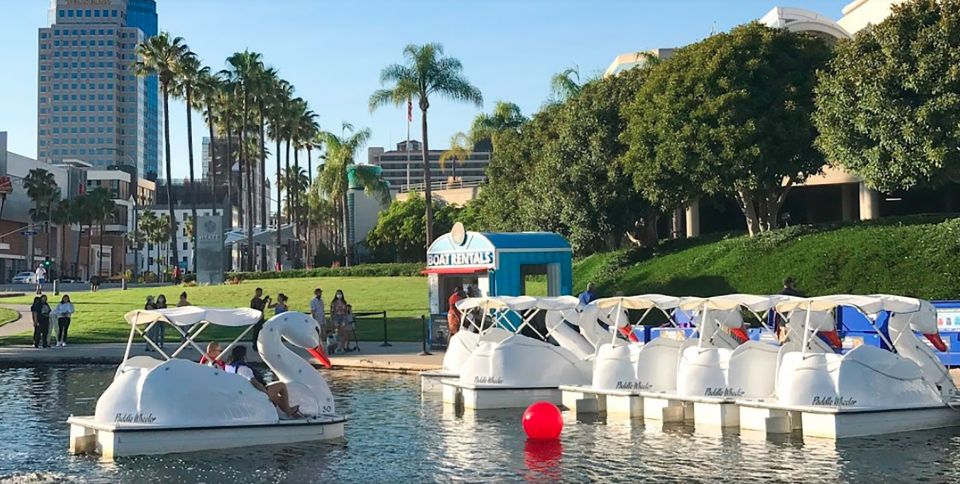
[0,340,443,373]
[0,304,30,338]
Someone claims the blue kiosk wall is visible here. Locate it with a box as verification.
[424,229,573,344]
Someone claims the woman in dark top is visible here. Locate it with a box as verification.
[31,295,52,349]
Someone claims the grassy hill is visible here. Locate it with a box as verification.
[573,215,960,300]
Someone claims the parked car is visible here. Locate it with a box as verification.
[11,272,36,284]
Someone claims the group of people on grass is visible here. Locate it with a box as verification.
[30,294,74,348]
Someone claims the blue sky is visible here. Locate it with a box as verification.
[0,0,850,178]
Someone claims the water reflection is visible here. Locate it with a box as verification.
[1,366,960,482]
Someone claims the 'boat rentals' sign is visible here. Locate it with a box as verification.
[427,251,494,269]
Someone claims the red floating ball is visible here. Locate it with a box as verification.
[522,401,563,440]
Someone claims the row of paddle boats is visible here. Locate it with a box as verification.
[423,293,960,439]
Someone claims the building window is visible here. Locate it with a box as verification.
[182,242,188,250]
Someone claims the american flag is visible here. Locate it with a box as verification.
[407,98,413,122]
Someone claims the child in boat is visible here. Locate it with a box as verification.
[200,341,225,370]
[224,345,303,418]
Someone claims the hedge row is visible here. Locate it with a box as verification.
[227,262,424,281]
[574,215,960,300]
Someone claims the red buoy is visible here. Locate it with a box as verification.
[522,401,563,440]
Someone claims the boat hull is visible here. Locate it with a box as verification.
[68,414,346,460]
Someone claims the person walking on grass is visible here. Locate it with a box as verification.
[35,264,46,295]
[31,295,52,349]
[53,295,74,347]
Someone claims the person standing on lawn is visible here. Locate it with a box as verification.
[31,295,52,348]
[310,288,328,338]
[53,294,74,347]
[330,290,349,354]
[250,288,270,351]
[35,264,46,295]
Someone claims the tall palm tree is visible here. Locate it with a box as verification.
[266,77,294,267]
[196,67,223,217]
[134,32,188,271]
[71,194,94,279]
[23,168,59,267]
[155,213,173,278]
[369,43,482,246]
[438,132,472,183]
[225,50,264,271]
[87,188,115,278]
[50,199,73,279]
[469,101,527,147]
[173,50,202,275]
[319,124,390,266]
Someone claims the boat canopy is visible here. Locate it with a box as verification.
[679,294,797,312]
[593,294,680,311]
[534,296,580,311]
[124,307,263,327]
[455,295,538,312]
[775,294,928,314]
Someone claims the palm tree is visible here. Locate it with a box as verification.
[173,50,202,275]
[72,194,94,279]
[50,199,73,279]
[138,210,159,277]
[266,77,294,267]
[155,213,173,279]
[196,67,223,217]
[225,50,264,271]
[470,101,527,147]
[438,132,472,183]
[550,65,582,101]
[86,188,115,278]
[134,32,188,272]
[369,43,482,247]
[319,124,391,266]
[23,168,59,267]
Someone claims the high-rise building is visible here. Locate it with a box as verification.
[368,140,492,191]
[37,0,160,179]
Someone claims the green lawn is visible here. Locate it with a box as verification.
[0,277,427,345]
[0,308,20,328]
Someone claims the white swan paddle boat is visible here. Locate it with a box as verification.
[560,294,683,417]
[737,294,960,439]
[640,294,802,426]
[420,296,523,394]
[441,295,598,409]
[68,307,344,459]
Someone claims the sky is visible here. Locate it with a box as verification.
[0,0,851,179]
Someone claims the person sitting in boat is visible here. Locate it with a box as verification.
[224,345,304,418]
[199,341,225,370]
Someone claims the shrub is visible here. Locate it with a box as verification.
[227,262,424,281]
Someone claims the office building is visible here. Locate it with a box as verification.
[368,140,491,192]
[37,0,160,179]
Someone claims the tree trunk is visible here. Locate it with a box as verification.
[97,222,104,278]
[225,117,233,228]
[642,208,659,247]
[285,139,291,231]
[293,148,301,267]
[84,224,92,280]
[242,95,255,272]
[306,147,312,269]
[736,189,760,237]
[73,225,82,280]
[207,105,218,217]
[186,86,198,276]
[160,84,180,273]
[275,136,282,270]
[342,191,351,267]
[421,108,434,248]
[258,102,267,272]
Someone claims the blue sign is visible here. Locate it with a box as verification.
[178,260,188,270]
[426,250,494,268]
[20,230,38,237]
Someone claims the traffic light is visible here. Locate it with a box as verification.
[43,256,51,270]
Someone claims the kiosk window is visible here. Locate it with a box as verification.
[520,264,548,296]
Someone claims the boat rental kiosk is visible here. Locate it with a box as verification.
[419,224,573,393]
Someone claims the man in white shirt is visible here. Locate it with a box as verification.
[310,288,328,335]
[35,264,46,295]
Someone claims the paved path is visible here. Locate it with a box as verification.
[0,340,443,372]
[0,304,31,337]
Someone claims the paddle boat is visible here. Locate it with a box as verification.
[560,294,683,417]
[737,294,960,439]
[420,296,529,393]
[68,307,344,460]
[640,294,802,426]
[441,296,596,409]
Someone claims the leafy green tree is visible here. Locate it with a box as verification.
[366,194,461,262]
[621,22,833,236]
[550,66,583,102]
[470,101,527,149]
[438,132,471,181]
[480,67,655,252]
[814,0,960,191]
[370,43,483,247]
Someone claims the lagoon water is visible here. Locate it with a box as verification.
[2,366,960,483]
